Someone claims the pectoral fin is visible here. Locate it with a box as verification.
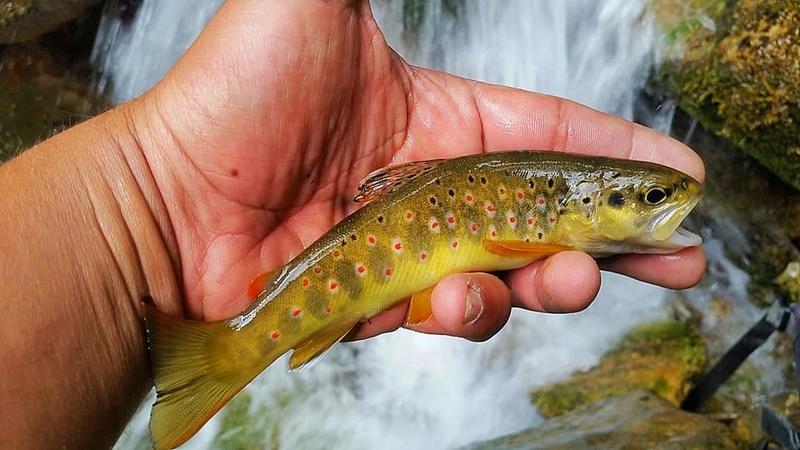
[289,319,360,372]
[246,270,277,299]
[404,285,437,326]
[483,240,571,259]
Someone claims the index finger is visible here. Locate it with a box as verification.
[470,83,705,182]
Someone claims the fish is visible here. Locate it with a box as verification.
[143,150,703,449]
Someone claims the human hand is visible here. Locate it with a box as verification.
[129,0,705,341]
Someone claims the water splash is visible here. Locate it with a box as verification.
[92,0,223,103]
[107,1,678,449]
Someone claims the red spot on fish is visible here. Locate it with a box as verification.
[516,189,525,201]
[314,266,322,274]
[355,263,366,277]
[301,277,310,287]
[484,202,496,218]
[325,306,332,315]
[405,211,414,222]
[328,280,339,293]
[392,238,403,254]
[507,211,518,229]
[384,267,393,278]
[488,225,498,239]
[270,330,281,341]
[367,235,377,246]
[332,249,342,259]
[470,222,479,235]
[450,238,459,251]
[419,251,428,262]
[465,193,475,205]
[445,213,456,229]
[498,186,507,197]
[292,308,303,318]
[429,217,441,233]
[526,214,536,230]
[547,212,557,227]
[536,195,547,211]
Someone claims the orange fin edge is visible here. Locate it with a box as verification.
[483,240,571,259]
[404,285,436,326]
[246,270,277,299]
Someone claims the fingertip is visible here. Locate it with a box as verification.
[508,251,600,313]
[425,273,512,342]
[599,246,707,290]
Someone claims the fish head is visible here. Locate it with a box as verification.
[560,162,703,256]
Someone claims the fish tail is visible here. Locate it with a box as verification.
[143,303,264,449]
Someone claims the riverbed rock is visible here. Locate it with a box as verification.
[653,0,800,191]
[0,0,103,44]
[0,5,105,162]
[462,390,740,450]
[530,321,706,418]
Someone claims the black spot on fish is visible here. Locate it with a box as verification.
[608,192,625,208]
[611,172,621,179]
[525,238,530,243]
[351,234,357,241]
[582,197,591,204]
[528,180,535,189]
[429,197,437,205]
[377,216,385,223]
[468,175,475,183]
[341,240,347,246]
[547,178,555,189]
[480,177,487,184]
[435,179,441,185]
[537,232,543,240]
[448,189,455,197]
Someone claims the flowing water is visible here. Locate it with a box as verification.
[98,1,775,449]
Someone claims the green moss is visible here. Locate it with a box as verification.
[212,391,270,450]
[657,0,800,190]
[0,0,31,28]
[530,321,706,418]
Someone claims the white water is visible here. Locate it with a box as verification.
[104,1,677,449]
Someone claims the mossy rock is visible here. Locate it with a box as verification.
[654,0,800,191]
[531,321,706,418]
[464,390,740,450]
[0,0,102,44]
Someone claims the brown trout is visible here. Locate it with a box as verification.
[144,150,703,448]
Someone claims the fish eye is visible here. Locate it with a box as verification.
[644,187,670,205]
[608,192,625,208]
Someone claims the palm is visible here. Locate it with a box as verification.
[143,0,705,329]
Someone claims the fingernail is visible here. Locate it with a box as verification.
[464,280,485,325]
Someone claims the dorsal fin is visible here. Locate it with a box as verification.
[354,159,445,202]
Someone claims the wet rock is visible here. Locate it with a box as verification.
[0,0,103,44]
[531,321,706,418]
[652,0,800,191]
[0,5,105,162]
[462,390,740,450]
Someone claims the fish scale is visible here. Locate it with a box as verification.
[142,150,703,449]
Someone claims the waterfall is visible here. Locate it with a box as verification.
[105,2,676,449]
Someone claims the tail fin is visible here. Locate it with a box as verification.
[143,304,260,449]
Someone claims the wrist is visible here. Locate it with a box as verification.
[0,101,183,447]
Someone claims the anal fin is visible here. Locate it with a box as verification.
[289,319,360,372]
[483,240,571,259]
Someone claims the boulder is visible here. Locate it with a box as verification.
[462,391,740,450]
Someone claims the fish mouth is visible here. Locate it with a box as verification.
[648,198,702,248]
